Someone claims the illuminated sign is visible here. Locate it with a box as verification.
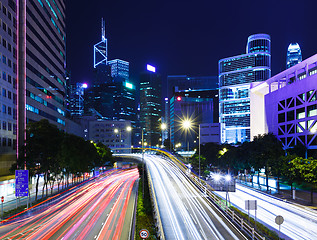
[146,64,156,73]
[125,82,133,89]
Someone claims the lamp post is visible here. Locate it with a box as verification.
[114,126,132,153]
[182,119,192,160]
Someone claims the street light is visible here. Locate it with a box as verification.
[181,119,192,152]
[161,123,172,151]
[114,126,132,153]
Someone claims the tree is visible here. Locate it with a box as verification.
[95,142,114,167]
[251,133,284,191]
[15,119,63,200]
[290,157,317,204]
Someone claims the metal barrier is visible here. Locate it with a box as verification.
[146,164,165,240]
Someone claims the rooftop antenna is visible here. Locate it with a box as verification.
[101,18,106,41]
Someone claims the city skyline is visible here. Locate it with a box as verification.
[66,0,317,85]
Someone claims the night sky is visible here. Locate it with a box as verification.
[66,0,317,91]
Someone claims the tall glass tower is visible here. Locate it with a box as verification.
[219,34,271,143]
[286,43,302,69]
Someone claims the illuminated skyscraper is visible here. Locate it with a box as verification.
[219,34,271,143]
[108,59,129,80]
[0,0,18,172]
[17,0,67,153]
[286,43,302,69]
[140,65,162,147]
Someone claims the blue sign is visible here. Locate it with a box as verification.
[15,170,29,197]
[94,171,100,177]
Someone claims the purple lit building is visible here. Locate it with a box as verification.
[251,54,317,156]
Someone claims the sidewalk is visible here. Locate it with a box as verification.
[238,178,317,209]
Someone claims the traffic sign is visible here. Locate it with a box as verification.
[15,170,29,197]
[139,229,149,239]
[245,200,257,210]
[275,215,284,225]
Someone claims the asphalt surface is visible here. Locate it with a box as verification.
[0,168,139,240]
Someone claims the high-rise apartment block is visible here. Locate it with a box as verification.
[219,34,271,143]
[286,43,302,69]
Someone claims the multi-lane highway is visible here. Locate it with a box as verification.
[142,154,246,240]
[0,168,139,240]
[215,183,317,240]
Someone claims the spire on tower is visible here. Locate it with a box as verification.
[101,18,106,41]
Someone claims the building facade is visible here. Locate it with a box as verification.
[0,0,18,174]
[250,54,317,156]
[170,89,219,150]
[219,34,271,144]
[0,0,67,174]
[107,59,129,80]
[140,66,162,147]
[286,43,302,69]
[86,118,132,153]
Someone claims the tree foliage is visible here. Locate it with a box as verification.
[12,119,113,200]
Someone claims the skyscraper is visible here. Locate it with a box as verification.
[0,0,18,173]
[219,34,271,144]
[286,43,302,69]
[140,65,162,147]
[18,0,67,152]
[170,89,219,150]
[107,59,129,80]
[84,20,137,145]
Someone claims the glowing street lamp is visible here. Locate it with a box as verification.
[182,119,192,130]
[114,126,132,153]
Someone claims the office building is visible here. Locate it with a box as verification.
[140,65,162,147]
[219,34,271,144]
[170,89,219,150]
[18,0,67,149]
[84,117,132,153]
[0,0,67,175]
[69,83,87,116]
[250,53,317,156]
[286,43,302,69]
[107,59,129,80]
[0,0,18,174]
[85,80,136,119]
[86,21,136,137]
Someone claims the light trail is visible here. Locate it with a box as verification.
[142,154,245,240]
[215,183,317,240]
[0,168,139,240]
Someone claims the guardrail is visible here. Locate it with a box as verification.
[190,175,265,240]
[146,164,165,240]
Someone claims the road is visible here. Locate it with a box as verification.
[143,154,246,240]
[0,168,139,240]
[215,183,317,240]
